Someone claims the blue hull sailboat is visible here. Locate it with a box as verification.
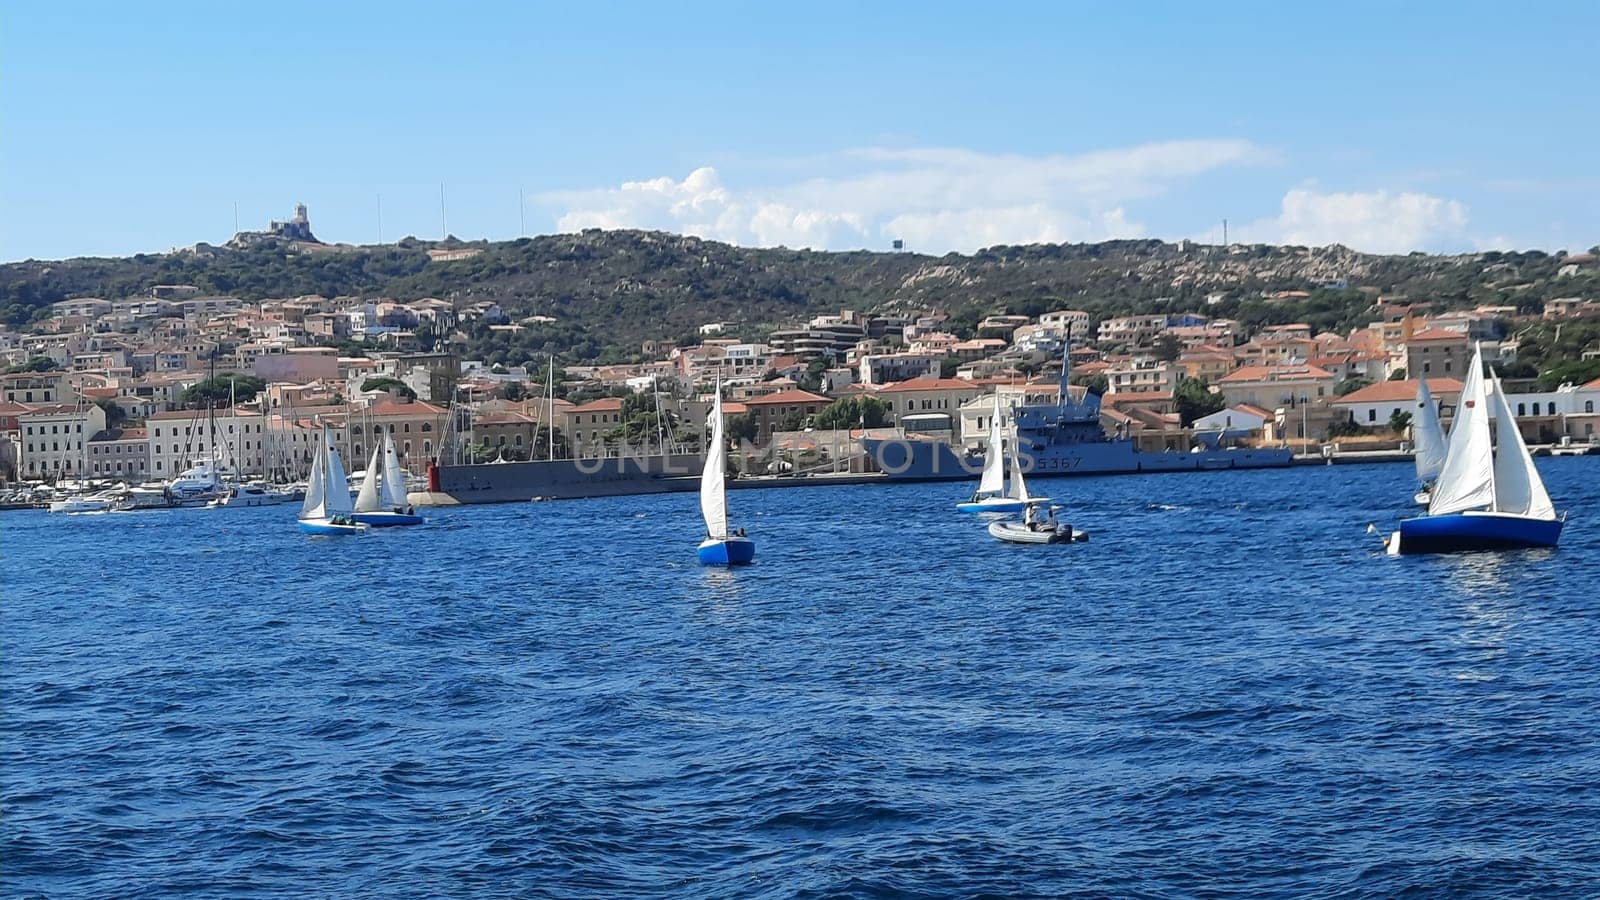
[298,424,368,535]
[1387,345,1563,555]
[351,432,425,527]
[697,385,754,566]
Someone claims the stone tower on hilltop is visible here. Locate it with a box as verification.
[229,202,320,248]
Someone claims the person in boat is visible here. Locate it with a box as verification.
[1023,504,1041,530]
[1045,506,1059,531]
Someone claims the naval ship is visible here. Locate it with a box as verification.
[860,357,1293,481]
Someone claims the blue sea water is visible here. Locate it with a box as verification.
[4,458,1600,898]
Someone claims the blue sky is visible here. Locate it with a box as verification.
[4,1,1596,261]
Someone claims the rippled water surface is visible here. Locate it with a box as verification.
[5,458,1600,897]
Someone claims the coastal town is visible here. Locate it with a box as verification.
[3,216,1599,505]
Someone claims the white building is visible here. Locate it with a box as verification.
[52,297,113,319]
[858,352,939,386]
[17,403,107,479]
[1039,309,1091,336]
[146,409,269,478]
[1105,361,1182,395]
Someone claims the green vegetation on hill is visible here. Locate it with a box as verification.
[4,231,1596,366]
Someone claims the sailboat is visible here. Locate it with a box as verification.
[1385,344,1563,554]
[297,424,367,535]
[1411,377,1448,506]
[351,432,425,526]
[696,385,754,565]
[958,395,1015,512]
[958,395,1049,512]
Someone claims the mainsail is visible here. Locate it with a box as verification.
[322,424,355,516]
[978,394,1005,496]
[380,433,409,508]
[700,388,728,539]
[299,432,326,520]
[354,446,383,512]
[1412,378,1447,484]
[1006,435,1032,502]
[1488,371,1557,520]
[1428,345,1495,516]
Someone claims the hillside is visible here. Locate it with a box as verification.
[3,230,1595,364]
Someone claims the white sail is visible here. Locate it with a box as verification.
[323,425,355,515]
[299,432,326,520]
[1412,377,1447,484]
[380,432,409,508]
[978,394,1005,496]
[1489,371,1557,520]
[1428,344,1495,516]
[1006,434,1032,502]
[700,388,728,539]
[354,446,383,512]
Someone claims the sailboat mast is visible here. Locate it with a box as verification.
[546,354,555,461]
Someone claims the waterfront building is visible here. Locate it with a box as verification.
[472,410,538,459]
[17,402,107,478]
[146,408,268,478]
[1216,364,1338,409]
[87,427,151,480]
[741,389,830,445]
[562,398,625,457]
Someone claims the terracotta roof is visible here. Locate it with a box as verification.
[743,389,829,406]
[1217,364,1335,383]
[567,398,623,413]
[722,402,749,415]
[90,427,147,442]
[1234,403,1275,419]
[1585,376,1600,390]
[0,400,35,415]
[16,403,88,416]
[474,411,534,425]
[1101,391,1174,405]
[148,408,263,420]
[364,399,447,416]
[1406,328,1468,343]
[1333,378,1463,404]
[875,377,981,393]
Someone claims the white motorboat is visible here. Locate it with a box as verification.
[210,481,296,507]
[48,492,115,514]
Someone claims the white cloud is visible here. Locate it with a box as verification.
[546,139,1266,252]
[1243,187,1470,254]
